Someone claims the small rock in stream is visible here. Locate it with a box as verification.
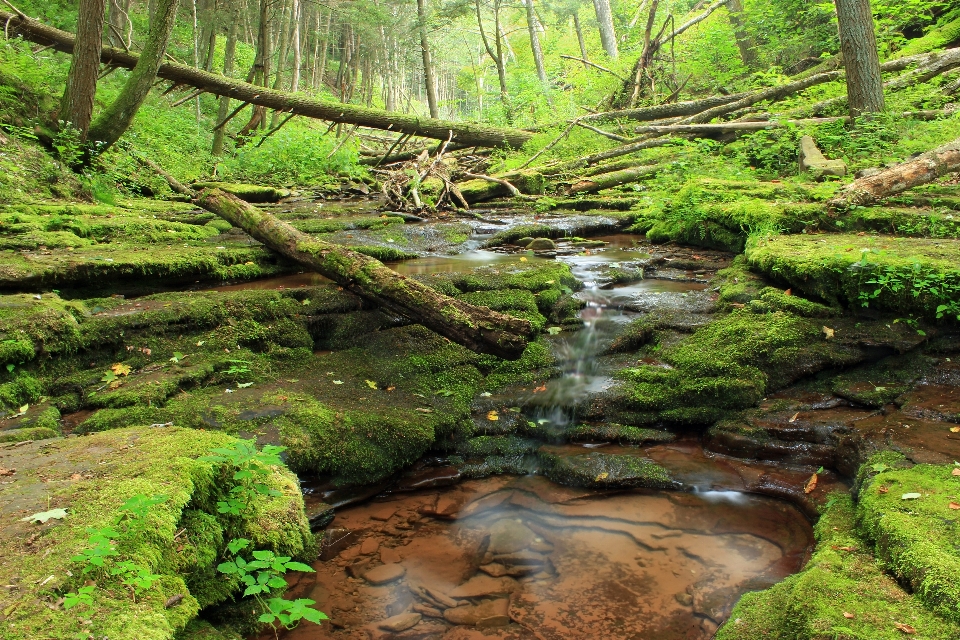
[449,575,519,598]
[443,599,510,625]
[363,563,406,585]
[487,519,536,554]
[377,612,421,632]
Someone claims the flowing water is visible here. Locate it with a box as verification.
[251,233,816,639]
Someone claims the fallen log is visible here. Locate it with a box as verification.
[0,10,530,148]
[193,188,534,359]
[830,136,960,208]
[565,165,658,195]
[457,169,546,203]
[578,94,749,125]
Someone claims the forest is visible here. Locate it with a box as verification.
[0,0,959,638]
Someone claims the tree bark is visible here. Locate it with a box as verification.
[830,136,960,207]
[524,0,549,85]
[60,0,107,141]
[86,0,180,151]
[573,12,589,68]
[593,0,619,59]
[726,0,756,67]
[194,188,534,360]
[212,1,239,156]
[290,0,302,92]
[566,165,658,195]
[835,0,885,117]
[1,10,531,148]
[417,0,440,119]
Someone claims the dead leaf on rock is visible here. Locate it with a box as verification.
[822,326,835,339]
[804,473,818,494]
[878,486,889,494]
[953,468,960,477]
[0,468,15,476]
[789,412,800,423]
[894,622,916,634]
[486,410,499,421]
[784,289,792,296]
[843,612,855,619]
[949,502,960,510]
[111,363,132,376]
[951,427,960,433]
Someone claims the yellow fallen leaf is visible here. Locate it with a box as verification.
[789,412,800,423]
[804,473,818,494]
[486,410,499,421]
[843,612,855,619]
[950,502,960,510]
[364,380,378,389]
[111,363,132,376]
[952,468,960,477]
[951,427,960,433]
[519,257,528,262]
[894,622,916,634]
[595,472,609,482]
[822,326,835,339]
[784,288,792,296]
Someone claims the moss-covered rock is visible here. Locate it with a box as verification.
[718,493,960,639]
[746,233,960,320]
[538,448,677,489]
[0,427,314,640]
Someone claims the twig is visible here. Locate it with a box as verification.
[108,23,129,52]
[517,117,583,170]
[463,172,520,197]
[170,89,204,107]
[1,0,27,19]
[560,55,627,81]
[374,132,411,168]
[573,121,630,142]
[325,124,358,159]
[131,153,192,195]
[212,101,248,132]
[255,113,296,148]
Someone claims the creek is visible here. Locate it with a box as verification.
[251,231,818,639]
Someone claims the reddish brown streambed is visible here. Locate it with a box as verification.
[264,472,813,640]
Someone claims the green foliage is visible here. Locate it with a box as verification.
[735,125,801,178]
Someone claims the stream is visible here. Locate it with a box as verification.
[250,230,817,639]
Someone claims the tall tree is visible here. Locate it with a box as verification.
[476,0,512,123]
[212,0,240,156]
[60,0,107,141]
[572,11,589,67]
[593,0,618,59]
[417,0,440,118]
[524,0,548,85]
[87,0,180,150]
[835,0,885,116]
[726,0,756,67]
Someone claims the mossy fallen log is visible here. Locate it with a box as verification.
[193,188,534,359]
[565,164,658,195]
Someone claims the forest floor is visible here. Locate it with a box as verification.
[2,78,960,639]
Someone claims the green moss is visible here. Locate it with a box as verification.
[192,182,290,203]
[566,423,675,445]
[457,435,540,458]
[538,450,677,489]
[715,255,769,304]
[840,206,960,239]
[719,493,960,640]
[745,233,960,320]
[0,425,58,442]
[1,427,313,640]
[857,462,960,624]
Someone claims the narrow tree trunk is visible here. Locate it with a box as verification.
[524,0,548,84]
[195,188,534,360]
[726,0,756,67]
[60,0,107,141]
[831,136,960,207]
[573,12,589,68]
[593,0,619,59]
[212,2,238,156]
[417,0,440,118]
[290,0,302,92]
[106,0,130,48]
[835,0,885,117]
[86,0,180,151]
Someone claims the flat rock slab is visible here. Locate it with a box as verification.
[363,563,406,585]
[449,575,519,598]
[444,599,510,625]
[377,612,422,632]
[487,519,536,554]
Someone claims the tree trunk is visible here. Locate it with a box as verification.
[593,0,619,59]
[417,0,440,118]
[831,136,960,207]
[212,2,239,156]
[835,0,885,117]
[524,0,548,85]
[106,0,131,49]
[290,0,302,92]
[2,9,532,148]
[86,0,180,151]
[194,188,534,360]
[572,12,589,68]
[60,0,106,141]
[566,165,658,195]
[726,0,756,67]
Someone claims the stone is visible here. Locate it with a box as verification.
[434,494,467,518]
[363,563,406,585]
[443,599,510,625]
[514,237,535,247]
[340,545,361,560]
[381,546,403,564]
[346,560,374,578]
[476,615,511,629]
[799,135,847,178]
[413,603,444,618]
[360,537,380,555]
[527,237,556,250]
[369,505,398,521]
[449,575,519,598]
[487,519,535,554]
[675,592,694,606]
[377,612,422,632]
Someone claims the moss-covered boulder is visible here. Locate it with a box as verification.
[746,233,960,320]
[537,448,677,489]
[0,427,314,640]
[718,493,960,639]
